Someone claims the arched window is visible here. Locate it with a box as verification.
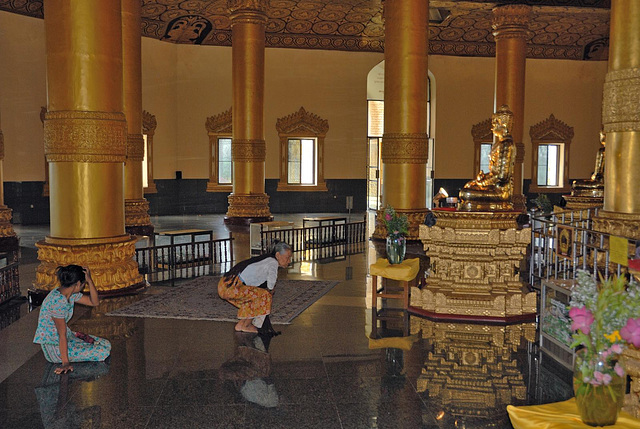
[276,107,328,192]
[142,110,158,194]
[529,114,573,193]
[205,108,233,192]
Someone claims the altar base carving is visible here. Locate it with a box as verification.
[563,195,603,210]
[34,236,145,295]
[415,210,535,321]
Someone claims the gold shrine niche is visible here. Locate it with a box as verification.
[416,211,536,320]
[413,318,536,428]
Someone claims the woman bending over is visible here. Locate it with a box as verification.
[218,241,292,333]
[33,265,111,374]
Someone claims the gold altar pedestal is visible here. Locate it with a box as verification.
[415,210,536,321]
[563,195,603,210]
[413,319,535,427]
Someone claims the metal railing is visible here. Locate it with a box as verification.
[530,207,638,288]
[0,262,20,305]
[135,235,234,283]
[259,220,367,262]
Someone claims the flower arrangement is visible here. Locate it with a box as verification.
[383,205,409,239]
[569,270,640,425]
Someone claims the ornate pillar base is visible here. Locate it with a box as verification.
[592,210,640,240]
[34,235,145,295]
[125,198,154,236]
[415,210,536,321]
[372,208,431,241]
[224,193,273,225]
[563,195,604,210]
[0,205,18,254]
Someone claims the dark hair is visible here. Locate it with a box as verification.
[223,240,291,280]
[56,265,85,288]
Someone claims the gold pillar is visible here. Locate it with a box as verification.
[123,0,153,236]
[595,0,640,240]
[375,0,429,240]
[0,119,18,249]
[492,5,531,212]
[36,0,143,294]
[225,0,272,224]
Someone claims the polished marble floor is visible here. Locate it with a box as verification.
[0,214,573,428]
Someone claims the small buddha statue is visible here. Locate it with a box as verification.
[571,130,605,198]
[458,105,516,212]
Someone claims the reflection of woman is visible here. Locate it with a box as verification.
[218,241,292,333]
[33,265,111,374]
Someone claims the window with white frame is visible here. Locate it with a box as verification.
[205,108,233,192]
[276,107,328,192]
[142,110,157,194]
[529,114,573,193]
[287,138,316,185]
[479,143,492,173]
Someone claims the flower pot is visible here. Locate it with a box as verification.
[386,236,406,265]
[573,349,625,426]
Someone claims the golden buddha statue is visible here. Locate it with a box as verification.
[571,129,605,198]
[458,105,516,212]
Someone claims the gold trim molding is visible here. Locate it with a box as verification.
[232,139,266,162]
[380,133,429,164]
[563,195,603,210]
[44,110,127,163]
[125,199,152,227]
[492,4,532,39]
[592,210,640,240]
[529,114,574,141]
[142,110,157,134]
[35,237,144,294]
[226,193,272,218]
[0,206,16,237]
[276,107,329,136]
[126,133,145,161]
[206,107,233,134]
[603,68,640,133]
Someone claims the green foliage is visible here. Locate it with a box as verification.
[382,205,409,238]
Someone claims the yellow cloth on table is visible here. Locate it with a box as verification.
[368,334,419,351]
[507,398,640,429]
[369,258,420,281]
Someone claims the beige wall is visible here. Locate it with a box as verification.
[0,11,47,182]
[0,10,609,186]
[429,55,608,180]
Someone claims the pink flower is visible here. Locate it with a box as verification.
[592,371,611,385]
[611,344,623,354]
[385,213,392,221]
[615,363,624,377]
[621,318,640,348]
[569,307,595,335]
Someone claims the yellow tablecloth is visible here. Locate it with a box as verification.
[508,399,640,429]
[369,258,420,281]
[368,334,419,351]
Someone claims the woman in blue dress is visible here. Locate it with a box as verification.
[33,265,111,374]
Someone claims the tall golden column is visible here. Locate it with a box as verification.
[492,4,531,212]
[0,117,18,252]
[36,0,143,294]
[225,0,272,224]
[374,0,429,240]
[594,0,640,240]
[123,0,153,237]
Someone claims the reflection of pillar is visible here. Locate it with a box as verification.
[0,115,18,253]
[374,0,429,240]
[123,0,153,237]
[225,0,272,224]
[492,4,531,212]
[36,0,143,294]
[595,0,640,240]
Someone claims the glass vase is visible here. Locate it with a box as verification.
[573,349,625,426]
[386,236,406,265]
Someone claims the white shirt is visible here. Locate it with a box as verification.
[239,257,279,290]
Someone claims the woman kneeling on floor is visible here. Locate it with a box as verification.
[218,241,292,333]
[33,265,111,374]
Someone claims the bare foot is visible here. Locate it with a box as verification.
[234,321,258,333]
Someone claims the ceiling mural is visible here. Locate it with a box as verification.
[0,0,610,60]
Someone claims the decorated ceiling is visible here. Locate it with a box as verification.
[0,0,610,60]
